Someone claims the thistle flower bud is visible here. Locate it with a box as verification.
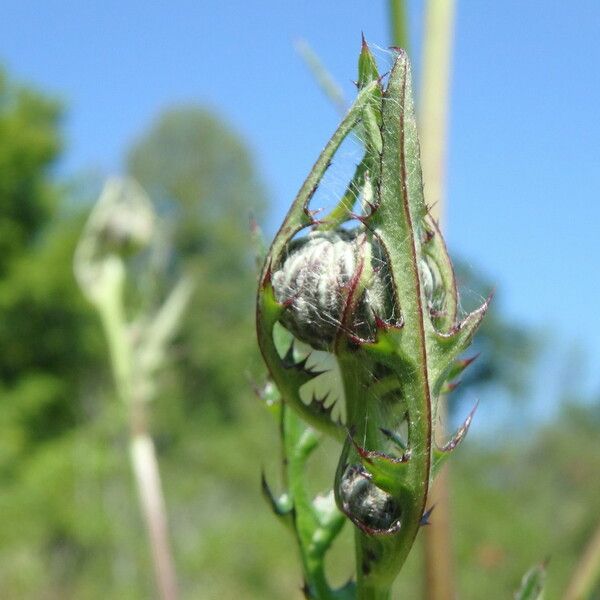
[256,47,488,593]
[339,465,401,532]
[74,177,155,304]
[271,228,440,350]
[271,230,388,349]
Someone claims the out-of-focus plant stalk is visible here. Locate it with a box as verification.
[565,522,600,600]
[98,276,187,600]
[295,38,347,116]
[75,178,192,600]
[130,431,178,600]
[418,2,456,600]
[388,0,409,52]
[419,0,456,225]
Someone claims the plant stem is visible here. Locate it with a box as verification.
[97,269,179,600]
[423,460,454,600]
[419,0,456,225]
[388,0,409,51]
[295,38,347,115]
[354,532,392,600]
[130,423,179,600]
[564,521,600,600]
[281,404,346,600]
[418,1,457,599]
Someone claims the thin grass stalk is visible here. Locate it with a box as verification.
[295,38,347,115]
[564,522,600,600]
[418,1,457,599]
[419,0,456,226]
[388,0,409,51]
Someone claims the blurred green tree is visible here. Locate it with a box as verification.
[0,70,60,269]
[0,68,114,595]
[0,68,102,456]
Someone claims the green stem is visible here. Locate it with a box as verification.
[388,0,409,51]
[338,356,401,598]
[282,405,338,600]
[419,0,455,225]
[355,567,391,600]
[95,262,130,403]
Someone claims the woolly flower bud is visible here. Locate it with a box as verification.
[339,465,400,531]
[272,229,439,350]
[272,230,389,350]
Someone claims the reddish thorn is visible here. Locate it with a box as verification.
[350,433,410,465]
[422,228,434,243]
[249,214,259,234]
[459,354,480,369]
[349,211,368,224]
[443,381,460,393]
[260,260,272,288]
[374,315,389,331]
[361,32,368,49]
[364,200,379,215]
[424,201,440,218]
[438,400,479,453]
[304,206,324,218]
[347,333,367,347]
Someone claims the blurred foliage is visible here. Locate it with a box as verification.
[126,107,266,421]
[0,66,598,600]
[0,69,103,471]
[0,70,62,268]
[0,67,109,595]
[455,259,537,400]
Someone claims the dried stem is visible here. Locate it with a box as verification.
[130,427,179,600]
[564,522,600,600]
[418,1,457,599]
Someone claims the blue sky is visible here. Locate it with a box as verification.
[1,2,599,413]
